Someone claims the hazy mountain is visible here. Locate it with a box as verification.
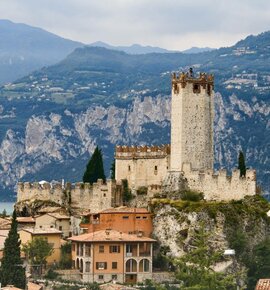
[0,31,269,200]
[0,19,83,85]
[182,46,216,54]
[89,41,176,54]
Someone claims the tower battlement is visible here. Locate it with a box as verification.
[115,144,170,159]
[172,71,214,96]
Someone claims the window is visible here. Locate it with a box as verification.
[142,216,147,219]
[96,262,107,270]
[193,83,200,93]
[85,244,91,257]
[85,261,90,272]
[103,193,106,197]
[122,216,129,219]
[59,226,62,231]
[128,165,131,171]
[110,245,120,253]
[154,165,157,171]
[112,274,117,281]
[136,216,141,219]
[98,275,104,280]
[112,262,117,269]
[99,245,104,253]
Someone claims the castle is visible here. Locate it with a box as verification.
[17,69,256,206]
[115,70,256,201]
[17,179,123,212]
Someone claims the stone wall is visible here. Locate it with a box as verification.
[115,145,170,191]
[17,179,123,212]
[182,163,256,201]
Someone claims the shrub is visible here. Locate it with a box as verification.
[180,190,204,202]
[137,186,148,195]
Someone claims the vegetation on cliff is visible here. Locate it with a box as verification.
[151,195,270,289]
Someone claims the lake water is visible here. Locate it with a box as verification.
[0,202,15,215]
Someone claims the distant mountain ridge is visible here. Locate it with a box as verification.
[182,46,216,54]
[89,41,176,54]
[0,19,83,84]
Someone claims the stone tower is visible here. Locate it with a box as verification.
[170,69,214,171]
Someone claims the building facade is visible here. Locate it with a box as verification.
[69,229,155,284]
[19,228,62,265]
[80,207,153,237]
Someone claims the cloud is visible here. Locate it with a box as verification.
[0,0,269,50]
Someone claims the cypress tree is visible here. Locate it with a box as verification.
[0,210,26,288]
[83,146,106,184]
[110,159,115,180]
[238,151,246,177]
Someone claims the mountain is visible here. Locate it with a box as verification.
[0,19,83,85]
[182,46,216,54]
[0,31,269,200]
[89,41,175,54]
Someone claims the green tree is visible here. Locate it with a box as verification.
[122,179,132,203]
[0,210,26,289]
[110,159,115,180]
[83,146,106,184]
[22,237,54,275]
[175,224,235,289]
[59,242,72,269]
[1,209,7,217]
[238,151,246,177]
[247,238,270,290]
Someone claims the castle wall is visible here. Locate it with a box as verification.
[17,179,123,212]
[171,73,214,171]
[182,163,256,201]
[115,145,170,191]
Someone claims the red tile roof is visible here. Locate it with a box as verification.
[20,228,62,235]
[68,229,155,243]
[256,279,270,290]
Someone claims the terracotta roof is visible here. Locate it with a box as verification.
[0,230,9,249]
[27,282,43,290]
[99,206,150,214]
[0,217,11,229]
[256,279,270,290]
[68,229,155,243]
[2,286,22,290]
[47,213,70,220]
[17,217,35,223]
[20,228,62,235]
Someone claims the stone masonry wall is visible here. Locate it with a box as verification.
[17,179,122,212]
[182,163,256,201]
[115,145,170,191]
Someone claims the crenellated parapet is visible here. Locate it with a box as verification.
[115,144,170,159]
[172,71,214,95]
[182,163,256,201]
[17,179,123,211]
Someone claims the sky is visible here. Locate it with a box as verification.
[0,0,270,50]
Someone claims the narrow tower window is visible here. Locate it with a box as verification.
[193,83,200,93]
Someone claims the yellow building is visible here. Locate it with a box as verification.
[19,228,62,265]
[35,213,71,238]
[69,229,155,284]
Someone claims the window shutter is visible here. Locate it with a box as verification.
[104,262,107,269]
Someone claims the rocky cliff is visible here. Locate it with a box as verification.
[0,91,269,200]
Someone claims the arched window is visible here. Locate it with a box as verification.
[126,259,137,272]
[139,259,150,272]
[80,258,83,273]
